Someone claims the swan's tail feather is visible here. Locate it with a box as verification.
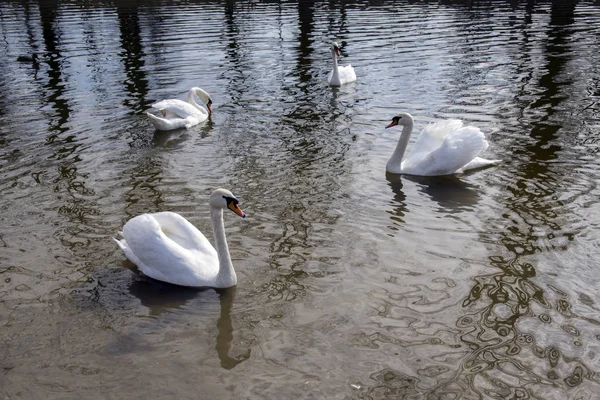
[146,112,166,130]
[461,157,502,172]
[113,237,127,251]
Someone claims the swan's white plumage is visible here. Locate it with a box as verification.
[146,87,212,131]
[328,42,356,86]
[386,113,501,176]
[113,189,245,288]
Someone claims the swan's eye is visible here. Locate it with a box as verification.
[223,196,238,206]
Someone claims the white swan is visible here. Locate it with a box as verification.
[146,87,213,131]
[327,42,356,86]
[385,112,501,176]
[113,188,246,288]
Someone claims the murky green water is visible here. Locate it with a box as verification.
[1,0,600,398]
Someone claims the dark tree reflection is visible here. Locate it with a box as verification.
[39,0,71,136]
[443,2,598,397]
[117,3,150,113]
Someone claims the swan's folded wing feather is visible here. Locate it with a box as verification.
[409,120,463,159]
[339,65,357,84]
[122,213,218,285]
[151,99,206,118]
[146,112,187,130]
[150,212,214,252]
[404,126,488,176]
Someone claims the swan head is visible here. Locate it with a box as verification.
[385,112,414,129]
[192,87,213,113]
[331,42,341,56]
[210,188,246,218]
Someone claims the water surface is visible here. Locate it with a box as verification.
[1,1,600,398]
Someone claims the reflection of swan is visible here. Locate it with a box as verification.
[385,112,501,176]
[216,287,251,369]
[388,173,481,211]
[126,277,249,368]
[114,189,246,288]
[328,42,356,86]
[146,87,213,131]
[127,276,206,316]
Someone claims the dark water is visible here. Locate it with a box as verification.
[1,0,600,398]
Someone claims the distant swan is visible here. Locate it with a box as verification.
[146,87,213,131]
[328,42,356,86]
[114,188,246,288]
[385,112,501,176]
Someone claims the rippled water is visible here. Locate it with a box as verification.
[1,0,600,398]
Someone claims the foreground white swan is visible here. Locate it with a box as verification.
[385,112,501,176]
[113,188,246,288]
[146,87,213,131]
[328,42,356,86]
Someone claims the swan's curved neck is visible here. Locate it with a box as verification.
[387,122,413,172]
[211,208,237,287]
[187,90,206,113]
[331,50,339,79]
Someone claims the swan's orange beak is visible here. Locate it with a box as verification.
[335,48,341,57]
[228,202,246,218]
[207,100,213,114]
[385,120,398,129]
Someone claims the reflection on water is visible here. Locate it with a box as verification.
[117,3,150,114]
[127,268,201,316]
[128,273,250,369]
[1,0,600,398]
[215,287,252,370]
[388,173,481,212]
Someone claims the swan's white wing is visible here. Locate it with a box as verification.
[146,112,189,130]
[338,64,356,84]
[151,99,203,117]
[403,125,489,176]
[150,212,214,252]
[408,120,463,159]
[121,212,219,287]
[328,65,356,86]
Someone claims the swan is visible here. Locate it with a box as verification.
[385,112,501,176]
[113,188,246,288]
[328,42,356,86]
[146,87,213,131]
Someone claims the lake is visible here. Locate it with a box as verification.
[1,0,600,398]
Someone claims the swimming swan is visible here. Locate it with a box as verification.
[146,87,213,131]
[385,112,501,176]
[114,188,246,288]
[328,42,356,86]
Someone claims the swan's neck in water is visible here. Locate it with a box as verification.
[387,122,413,171]
[211,208,237,287]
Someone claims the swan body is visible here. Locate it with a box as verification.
[385,113,501,176]
[113,189,246,288]
[146,87,213,131]
[328,42,356,86]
